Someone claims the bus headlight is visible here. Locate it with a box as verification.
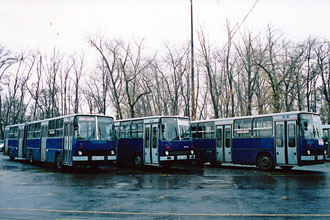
[110,150,115,155]
[165,151,169,156]
[307,150,311,155]
[190,150,194,155]
[325,150,327,155]
[78,151,83,156]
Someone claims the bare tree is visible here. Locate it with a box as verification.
[234,31,261,116]
[152,43,189,116]
[89,36,123,119]
[315,41,330,123]
[257,27,284,113]
[4,52,32,125]
[118,40,151,118]
[198,30,221,118]
[72,54,85,114]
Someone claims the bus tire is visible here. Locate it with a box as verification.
[133,153,143,168]
[29,151,34,164]
[55,152,63,170]
[257,153,274,171]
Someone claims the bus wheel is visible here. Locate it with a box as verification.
[55,153,63,170]
[133,153,143,168]
[29,151,34,164]
[257,153,274,171]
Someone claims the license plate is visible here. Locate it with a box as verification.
[92,156,104,161]
[177,155,187,160]
[318,155,324,160]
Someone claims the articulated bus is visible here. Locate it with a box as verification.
[191,112,326,170]
[114,116,195,168]
[322,125,330,160]
[4,114,116,169]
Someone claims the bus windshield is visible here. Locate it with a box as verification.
[299,114,323,139]
[76,116,96,140]
[160,118,190,141]
[178,118,191,140]
[161,118,179,141]
[97,116,113,141]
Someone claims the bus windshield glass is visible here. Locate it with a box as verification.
[178,118,191,140]
[76,116,96,140]
[97,116,113,141]
[161,118,179,141]
[299,114,323,139]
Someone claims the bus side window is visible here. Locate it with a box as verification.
[34,123,41,138]
[191,124,198,139]
[225,128,231,148]
[288,124,296,147]
[234,119,251,138]
[56,119,64,137]
[48,120,56,137]
[323,129,329,144]
[276,124,283,148]
[152,127,157,148]
[27,124,35,138]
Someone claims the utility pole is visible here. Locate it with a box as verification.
[190,0,196,121]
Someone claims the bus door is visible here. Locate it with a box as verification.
[275,121,285,164]
[144,124,151,164]
[63,122,73,166]
[287,121,297,164]
[224,125,232,162]
[151,124,159,164]
[216,126,224,162]
[144,123,159,165]
[275,120,298,165]
[40,125,47,162]
[18,126,25,158]
[323,128,330,159]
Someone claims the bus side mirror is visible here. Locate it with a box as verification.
[161,124,165,132]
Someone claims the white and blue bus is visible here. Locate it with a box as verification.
[4,114,116,169]
[114,116,195,168]
[191,112,326,170]
[322,125,330,161]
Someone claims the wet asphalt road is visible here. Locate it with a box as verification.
[0,154,330,220]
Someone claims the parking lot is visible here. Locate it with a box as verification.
[1,153,330,219]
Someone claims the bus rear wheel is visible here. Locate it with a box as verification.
[257,153,274,171]
[55,153,63,170]
[133,153,143,168]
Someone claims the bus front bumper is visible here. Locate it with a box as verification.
[73,155,117,161]
[160,155,195,161]
[301,155,324,161]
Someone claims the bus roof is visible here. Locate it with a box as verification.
[191,111,320,124]
[115,115,190,123]
[5,114,114,128]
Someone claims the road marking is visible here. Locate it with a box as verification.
[3,193,52,201]
[0,208,330,217]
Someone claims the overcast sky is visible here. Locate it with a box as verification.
[1,0,329,54]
